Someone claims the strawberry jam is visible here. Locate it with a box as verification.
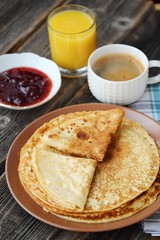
[0,67,52,107]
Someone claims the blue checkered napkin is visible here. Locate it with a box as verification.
[131,83,160,235]
[129,83,160,122]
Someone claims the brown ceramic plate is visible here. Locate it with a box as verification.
[6,103,160,232]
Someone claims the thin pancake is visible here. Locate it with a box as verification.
[55,169,160,223]
[19,152,160,223]
[18,124,96,212]
[32,145,96,211]
[81,118,159,212]
[18,117,160,220]
[42,109,124,161]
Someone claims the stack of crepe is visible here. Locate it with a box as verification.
[18,109,160,223]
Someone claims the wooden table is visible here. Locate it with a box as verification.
[1,0,160,239]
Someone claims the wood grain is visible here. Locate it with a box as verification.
[0,0,66,54]
[0,174,60,240]
[0,0,159,239]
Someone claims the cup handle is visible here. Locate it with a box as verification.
[147,60,160,84]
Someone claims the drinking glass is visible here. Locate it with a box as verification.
[47,5,96,78]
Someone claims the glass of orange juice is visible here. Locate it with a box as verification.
[47,5,96,78]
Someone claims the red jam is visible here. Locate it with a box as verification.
[0,67,52,107]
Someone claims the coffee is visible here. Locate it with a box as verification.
[92,54,144,81]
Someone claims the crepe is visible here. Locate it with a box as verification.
[43,134,160,223]
[42,109,124,161]
[55,168,160,223]
[32,145,96,211]
[80,118,160,213]
[18,115,160,223]
[53,118,159,216]
[19,138,160,223]
[18,126,96,212]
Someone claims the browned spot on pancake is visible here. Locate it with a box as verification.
[109,132,114,140]
[70,123,76,126]
[77,131,89,140]
[115,146,121,152]
[83,119,87,122]
[48,134,57,138]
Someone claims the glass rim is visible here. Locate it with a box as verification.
[47,4,96,35]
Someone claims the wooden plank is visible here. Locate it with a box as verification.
[64,0,156,47]
[0,0,159,239]
[0,173,61,240]
[0,0,66,54]
[124,10,160,60]
[17,23,51,58]
[4,0,156,56]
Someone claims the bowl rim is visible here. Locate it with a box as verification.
[0,52,61,110]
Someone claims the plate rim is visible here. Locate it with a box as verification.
[5,103,160,232]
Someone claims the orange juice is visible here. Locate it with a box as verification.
[48,7,96,70]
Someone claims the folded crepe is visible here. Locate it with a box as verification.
[18,127,96,212]
[42,109,124,161]
[31,145,96,211]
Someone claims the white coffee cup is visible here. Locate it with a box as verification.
[88,44,160,105]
